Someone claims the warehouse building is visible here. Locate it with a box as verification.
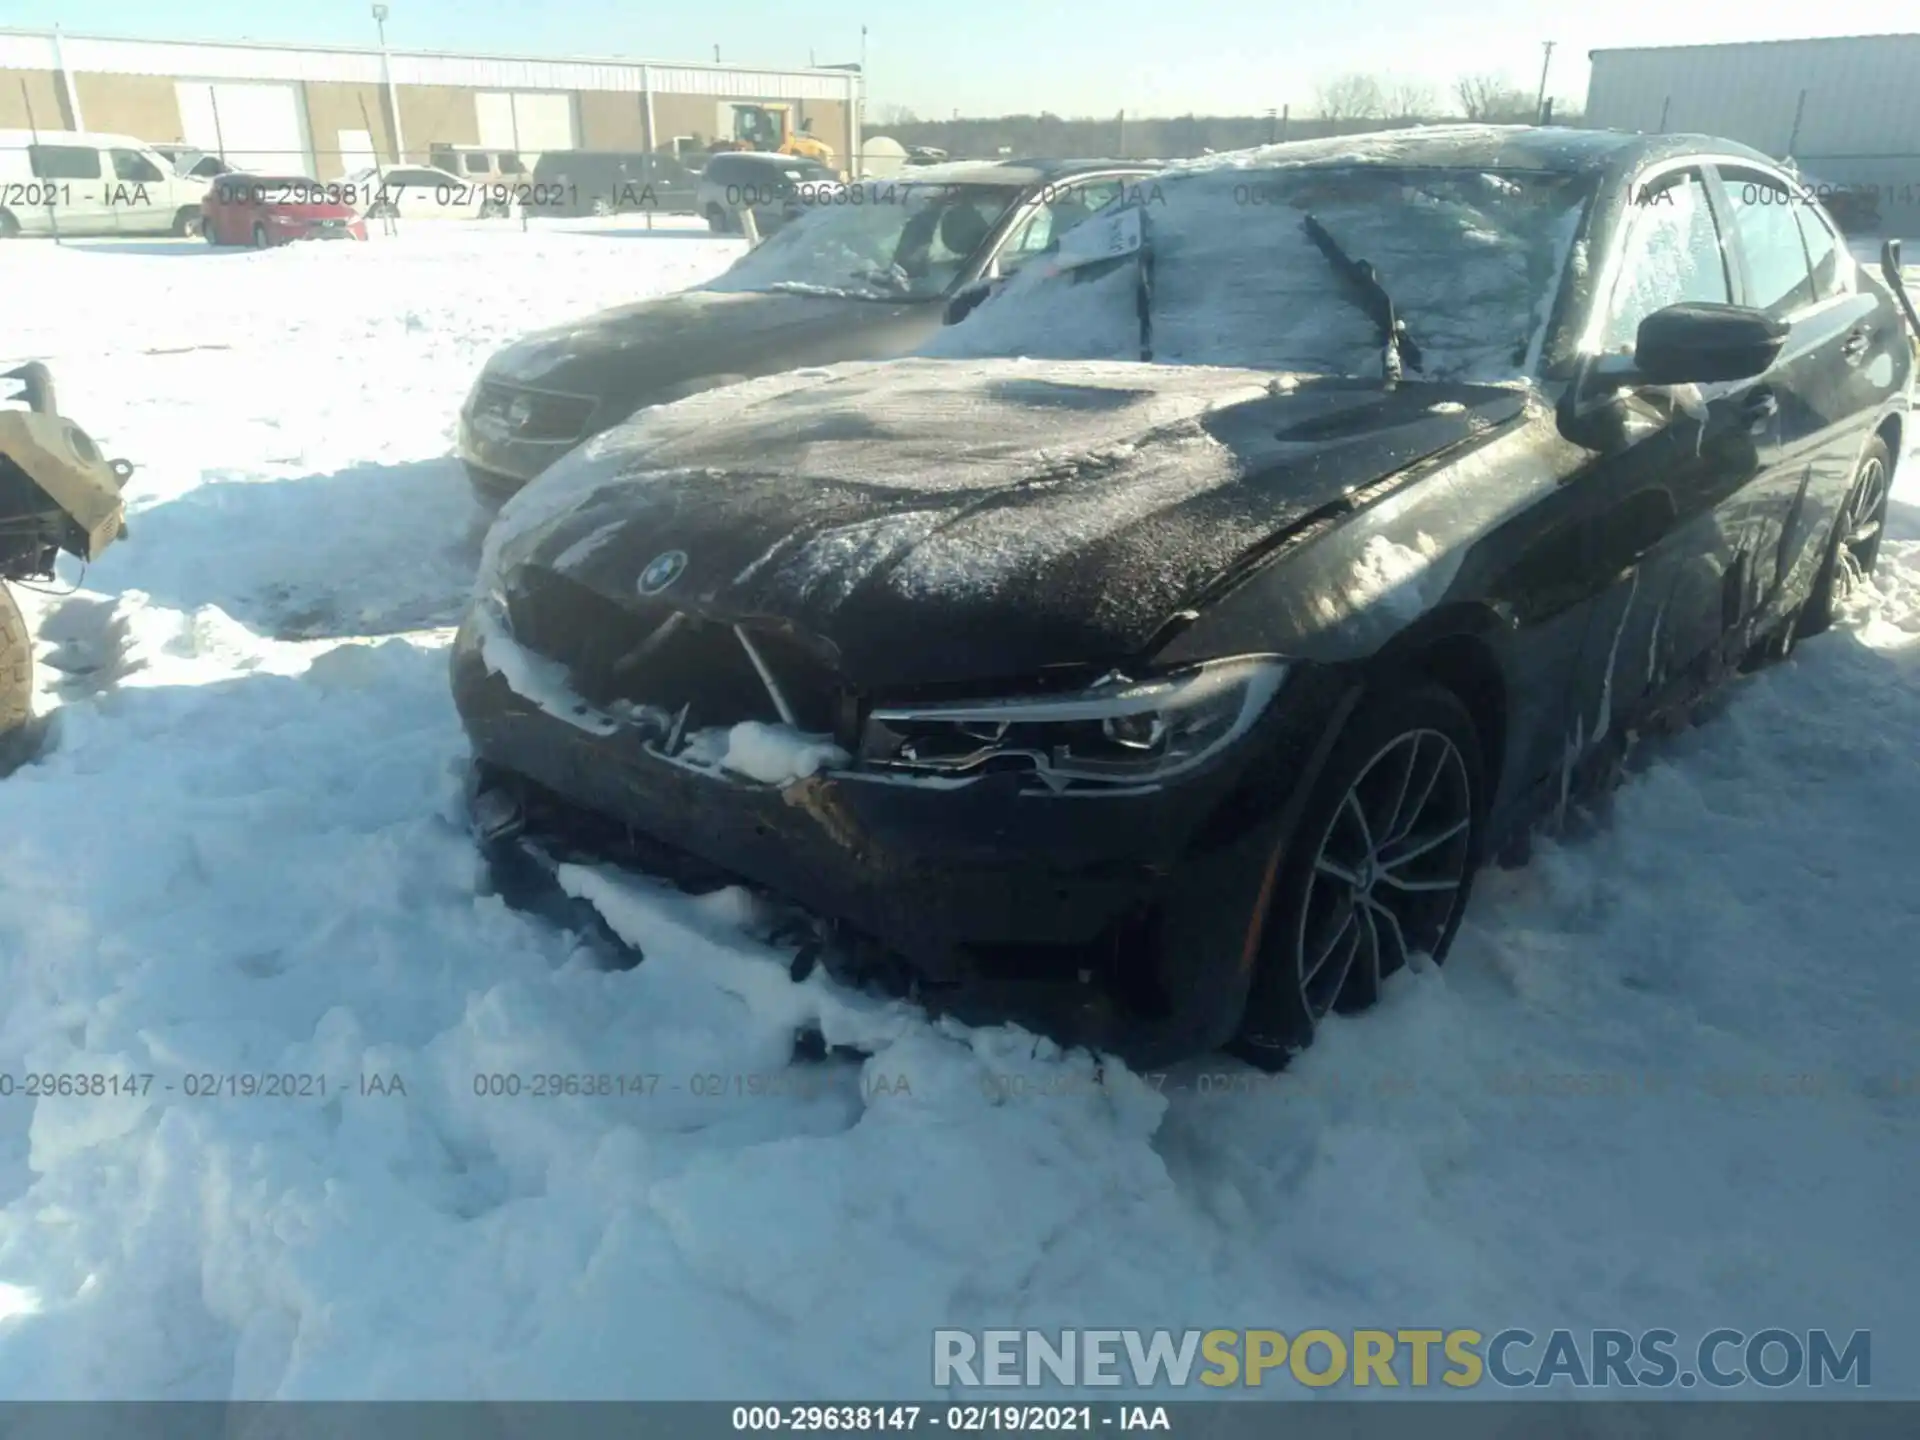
[1587,35,1920,229]
[0,26,859,177]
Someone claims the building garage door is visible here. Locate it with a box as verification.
[176,80,311,175]
[475,92,575,166]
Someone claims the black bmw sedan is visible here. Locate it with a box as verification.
[455,159,1155,508]
[453,126,1911,1070]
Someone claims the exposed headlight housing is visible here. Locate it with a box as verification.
[858,656,1288,792]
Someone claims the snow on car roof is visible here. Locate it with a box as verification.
[875,158,1137,188]
[1161,123,1776,179]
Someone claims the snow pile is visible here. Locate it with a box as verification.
[0,226,745,643]
[680,721,851,784]
[0,225,1915,1402]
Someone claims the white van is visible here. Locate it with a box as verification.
[0,130,213,238]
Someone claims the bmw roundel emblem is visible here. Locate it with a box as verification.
[638,549,688,595]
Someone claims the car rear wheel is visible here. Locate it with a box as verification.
[172,207,203,237]
[1230,681,1484,1069]
[0,582,35,777]
[705,203,732,233]
[0,209,19,238]
[251,222,270,249]
[1798,435,1892,638]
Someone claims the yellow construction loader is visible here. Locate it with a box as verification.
[708,103,838,172]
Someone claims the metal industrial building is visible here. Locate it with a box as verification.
[0,26,859,176]
[1587,35,1920,228]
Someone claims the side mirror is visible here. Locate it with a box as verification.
[944,281,993,326]
[1632,302,1787,385]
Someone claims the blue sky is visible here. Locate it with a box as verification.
[4,2,1906,118]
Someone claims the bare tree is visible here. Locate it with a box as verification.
[1315,73,1386,121]
[1454,73,1536,122]
[868,102,921,126]
[1386,79,1437,118]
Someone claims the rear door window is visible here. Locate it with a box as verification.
[1793,203,1846,299]
[28,144,102,180]
[1720,169,1817,316]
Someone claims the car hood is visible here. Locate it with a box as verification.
[477,286,937,407]
[486,358,1528,689]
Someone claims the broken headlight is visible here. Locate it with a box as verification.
[859,656,1288,790]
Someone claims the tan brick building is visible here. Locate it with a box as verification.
[0,27,859,177]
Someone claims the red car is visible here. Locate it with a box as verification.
[202,175,368,247]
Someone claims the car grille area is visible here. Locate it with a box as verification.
[471,382,597,443]
[504,568,843,737]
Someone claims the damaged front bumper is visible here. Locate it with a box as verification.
[450,611,1297,1066]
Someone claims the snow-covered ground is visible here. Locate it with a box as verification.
[0,222,1917,1400]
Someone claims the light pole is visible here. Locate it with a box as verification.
[1535,40,1556,125]
[373,5,405,163]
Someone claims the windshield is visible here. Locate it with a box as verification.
[703,180,1026,301]
[925,164,1593,382]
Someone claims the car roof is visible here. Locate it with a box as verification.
[887,157,1150,186]
[0,128,158,148]
[1159,124,1781,181]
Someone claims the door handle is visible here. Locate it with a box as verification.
[1741,388,1778,432]
[1841,326,1871,362]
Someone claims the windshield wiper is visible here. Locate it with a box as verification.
[852,263,911,293]
[1300,213,1423,381]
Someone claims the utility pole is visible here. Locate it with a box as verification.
[372,5,403,163]
[1535,40,1556,125]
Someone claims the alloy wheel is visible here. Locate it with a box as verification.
[1833,454,1889,602]
[1294,728,1473,1026]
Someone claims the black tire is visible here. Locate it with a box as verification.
[251,221,270,249]
[204,222,222,246]
[1798,435,1892,638]
[0,582,35,777]
[172,207,203,237]
[591,196,614,218]
[705,203,731,233]
[1230,681,1485,1069]
[0,208,19,238]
